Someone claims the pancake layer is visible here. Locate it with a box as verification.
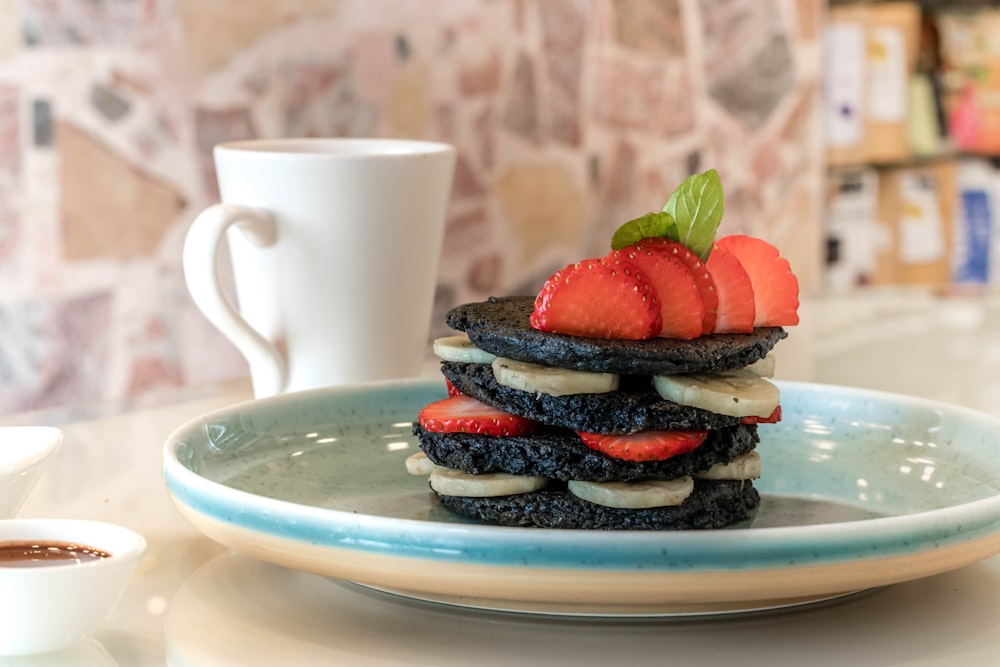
[447,296,786,375]
[436,479,760,530]
[441,362,741,434]
[414,423,758,483]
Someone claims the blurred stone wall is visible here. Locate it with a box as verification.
[0,0,824,412]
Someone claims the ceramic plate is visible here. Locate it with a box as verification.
[163,379,1000,616]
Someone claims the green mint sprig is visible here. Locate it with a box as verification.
[609,169,725,261]
[609,211,676,251]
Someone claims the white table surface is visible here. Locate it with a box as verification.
[6,290,1000,667]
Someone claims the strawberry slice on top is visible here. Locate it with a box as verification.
[610,242,705,340]
[530,255,662,340]
[716,235,799,327]
[632,237,719,335]
[577,430,708,462]
[419,395,539,436]
[704,242,756,333]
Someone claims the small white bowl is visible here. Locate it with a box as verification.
[0,519,147,656]
[0,427,63,519]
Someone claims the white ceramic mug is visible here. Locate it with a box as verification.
[183,138,456,397]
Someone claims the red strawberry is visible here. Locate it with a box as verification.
[740,405,782,424]
[705,243,756,333]
[577,430,708,462]
[716,235,799,327]
[418,396,539,436]
[444,378,463,397]
[630,238,719,335]
[610,243,704,340]
[530,255,661,340]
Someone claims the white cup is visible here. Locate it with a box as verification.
[183,138,456,397]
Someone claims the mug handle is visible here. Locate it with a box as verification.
[182,203,287,397]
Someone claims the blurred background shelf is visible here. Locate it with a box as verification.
[823,0,1000,294]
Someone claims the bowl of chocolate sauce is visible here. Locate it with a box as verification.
[0,519,146,656]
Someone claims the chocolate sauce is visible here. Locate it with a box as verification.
[0,541,112,568]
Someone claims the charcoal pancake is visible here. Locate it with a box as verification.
[435,479,760,530]
[447,296,786,375]
[441,361,741,434]
[413,423,758,482]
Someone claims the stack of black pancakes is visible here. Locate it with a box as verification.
[411,296,787,530]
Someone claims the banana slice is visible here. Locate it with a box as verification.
[567,476,694,509]
[405,452,436,476]
[652,369,779,418]
[745,354,775,378]
[695,451,761,480]
[429,467,547,497]
[492,357,619,396]
[433,334,497,364]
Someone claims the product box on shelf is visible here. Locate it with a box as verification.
[865,2,923,164]
[825,4,869,167]
[874,158,956,286]
[824,168,881,290]
[939,10,1000,155]
[953,159,997,286]
[824,1,922,167]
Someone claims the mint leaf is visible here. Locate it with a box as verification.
[662,169,724,261]
[610,211,676,250]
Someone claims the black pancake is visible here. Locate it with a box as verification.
[434,479,760,530]
[447,296,785,375]
[413,423,757,482]
[441,361,741,434]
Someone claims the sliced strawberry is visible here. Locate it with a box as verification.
[632,238,719,334]
[740,405,782,424]
[577,429,708,462]
[530,255,661,340]
[418,396,539,436]
[610,244,704,340]
[705,243,756,333]
[716,235,799,327]
[444,378,463,397]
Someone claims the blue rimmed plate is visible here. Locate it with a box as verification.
[162,379,1000,617]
